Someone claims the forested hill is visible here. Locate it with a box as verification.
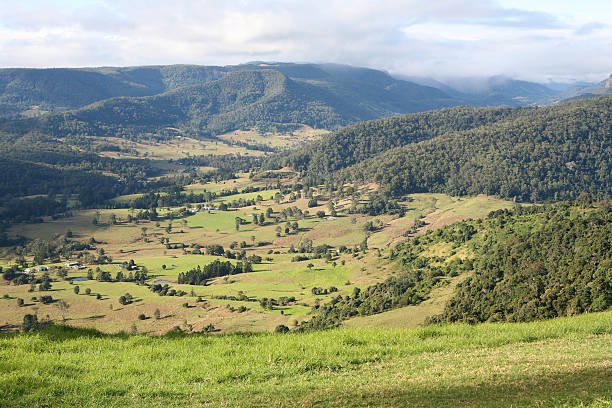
[281,96,612,202]
[437,198,612,323]
[0,65,227,116]
[0,63,457,137]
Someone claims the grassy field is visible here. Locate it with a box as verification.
[216,125,329,150]
[1,311,611,407]
[95,136,263,160]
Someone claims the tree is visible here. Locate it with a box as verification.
[16,298,24,307]
[73,285,80,295]
[154,308,160,320]
[118,295,129,305]
[55,300,70,322]
[85,288,91,295]
[307,263,314,270]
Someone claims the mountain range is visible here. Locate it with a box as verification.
[1,63,609,139]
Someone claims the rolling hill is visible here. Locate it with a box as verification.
[281,96,612,202]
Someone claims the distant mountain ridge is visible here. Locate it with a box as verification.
[0,63,461,137]
[548,74,612,103]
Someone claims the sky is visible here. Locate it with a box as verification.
[0,0,611,83]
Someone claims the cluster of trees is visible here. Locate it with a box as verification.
[177,260,253,285]
[118,293,134,305]
[87,266,148,284]
[259,296,296,310]
[301,258,470,330]
[149,283,187,297]
[7,234,91,264]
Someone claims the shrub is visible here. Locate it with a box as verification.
[40,295,53,304]
[274,324,290,333]
[138,314,146,320]
[22,314,39,332]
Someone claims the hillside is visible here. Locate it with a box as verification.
[283,96,612,202]
[0,65,228,117]
[302,198,611,330]
[437,200,612,323]
[1,313,611,407]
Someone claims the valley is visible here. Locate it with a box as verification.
[0,61,610,408]
[1,185,514,334]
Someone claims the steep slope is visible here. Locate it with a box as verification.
[302,198,611,329]
[437,200,612,323]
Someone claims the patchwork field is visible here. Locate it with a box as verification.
[2,190,514,334]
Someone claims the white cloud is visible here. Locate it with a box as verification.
[0,0,610,82]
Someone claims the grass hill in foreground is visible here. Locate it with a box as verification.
[1,311,611,407]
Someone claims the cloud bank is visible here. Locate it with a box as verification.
[0,0,610,82]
